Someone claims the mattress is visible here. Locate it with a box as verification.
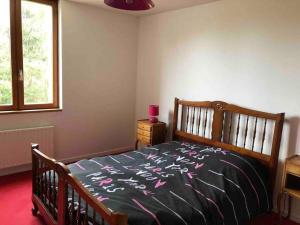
[67,141,271,225]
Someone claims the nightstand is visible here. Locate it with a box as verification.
[135,119,166,149]
[277,155,300,222]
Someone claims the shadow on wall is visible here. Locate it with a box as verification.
[286,117,300,157]
[166,110,174,142]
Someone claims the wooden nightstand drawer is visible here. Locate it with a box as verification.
[278,155,300,221]
[137,129,151,137]
[137,123,152,132]
[137,134,151,144]
[135,119,166,149]
[286,163,300,176]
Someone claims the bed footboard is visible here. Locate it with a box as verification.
[32,144,59,225]
[31,144,128,225]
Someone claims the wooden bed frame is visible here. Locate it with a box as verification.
[31,98,285,225]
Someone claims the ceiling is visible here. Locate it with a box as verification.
[67,0,220,16]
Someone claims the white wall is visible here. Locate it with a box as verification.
[0,1,138,159]
[1,0,300,220]
[136,0,300,220]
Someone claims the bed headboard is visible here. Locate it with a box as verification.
[172,98,284,191]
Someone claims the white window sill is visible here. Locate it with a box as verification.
[0,108,63,115]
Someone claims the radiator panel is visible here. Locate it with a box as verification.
[0,126,54,169]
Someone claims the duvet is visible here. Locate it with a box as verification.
[68,141,271,225]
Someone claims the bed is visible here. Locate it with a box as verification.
[31,98,285,225]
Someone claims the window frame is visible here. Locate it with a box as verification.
[0,0,59,112]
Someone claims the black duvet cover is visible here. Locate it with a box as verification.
[68,141,271,225]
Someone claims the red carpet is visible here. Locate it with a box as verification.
[0,171,45,225]
[0,171,299,225]
[254,214,299,225]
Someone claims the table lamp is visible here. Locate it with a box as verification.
[148,105,159,123]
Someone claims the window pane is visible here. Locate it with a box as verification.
[22,1,53,105]
[0,0,13,106]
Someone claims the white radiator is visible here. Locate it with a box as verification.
[0,126,54,169]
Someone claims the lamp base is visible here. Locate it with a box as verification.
[149,117,158,123]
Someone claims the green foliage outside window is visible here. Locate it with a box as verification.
[0,2,52,106]
[0,20,12,105]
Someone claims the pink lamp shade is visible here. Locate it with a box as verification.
[104,0,155,11]
[148,105,159,123]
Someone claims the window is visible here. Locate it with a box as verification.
[0,0,58,112]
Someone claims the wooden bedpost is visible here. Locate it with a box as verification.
[31,143,39,216]
[114,213,128,225]
[211,101,226,142]
[172,98,179,141]
[269,113,285,195]
[56,162,71,225]
[31,143,39,194]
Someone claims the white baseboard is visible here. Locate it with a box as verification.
[0,146,134,177]
[290,215,300,223]
[273,207,300,223]
[280,213,300,223]
[0,164,32,177]
[60,146,134,164]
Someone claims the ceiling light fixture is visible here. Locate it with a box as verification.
[104,0,155,11]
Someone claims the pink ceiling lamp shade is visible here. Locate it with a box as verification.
[104,0,155,11]
[149,105,159,123]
